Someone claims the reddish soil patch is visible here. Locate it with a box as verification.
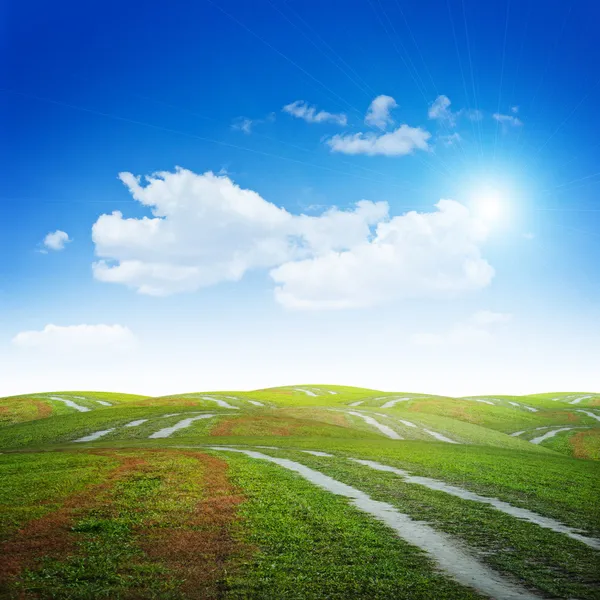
[411,401,479,424]
[139,398,199,408]
[569,430,600,460]
[323,412,352,428]
[570,431,591,459]
[34,400,52,419]
[140,452,249,599]
[0,454,146,585]
[211,416,295,436]
[545,411,580,423]
[169,399,198,407]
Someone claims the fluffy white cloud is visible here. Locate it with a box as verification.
[327,125,430,156]
[271,200,493,309]
[282,101,347,126]
[43,230,71,251]
[428,96,483,127]
[428,95,455,125]
[365,95,397,129]
[12,324,136,352]
[92,169,387,296]
[92,169,494,309]
[412,310,511,346]
[493,113,523,127]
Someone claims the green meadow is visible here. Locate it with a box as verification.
[1,385,599,599]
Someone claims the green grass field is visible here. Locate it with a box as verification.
[1,385,599,599]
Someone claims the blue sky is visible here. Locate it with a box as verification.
[3,0,599,395]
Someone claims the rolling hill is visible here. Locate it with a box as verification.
[1,385,599,599]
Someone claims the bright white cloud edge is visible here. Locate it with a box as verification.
[493,113,523,127]
[282,100,347,126]
[327,125,431,156]
[365,95,397,129]
[43,230,71,251]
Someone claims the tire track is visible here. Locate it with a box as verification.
[210,447,542,600]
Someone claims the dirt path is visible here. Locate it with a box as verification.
[210,447,542,600]
[352,458,600,550]
[347,411,403,439]
[149,414,217,438]
[0,453,144,583]
[49,396,91,412]
[140,452,249,599]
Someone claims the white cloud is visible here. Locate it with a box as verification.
[12,324,136,353]
[365,95,397,129]
[327,125,430,156]
[282,100,347,126]
[232,113,275,135]
[271,200,494,309]
[43,230,71,251]
[428,96,483,126]
[92,169,494,309]
[493,113,523,127]
[428,95,455,125]
[511,106,519,113]
[231,117,254,134]
[92,169,386,296]
[412,310,511,346]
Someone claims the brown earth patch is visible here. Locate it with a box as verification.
[324,412,353,427]
[170,399,199,407]
[210,416,295,436]
[138,398,198,407]
[570,431,591,459]
[410,401,479,424]
[0,453,145,586]
[544,411,581,423]
[34,400,52,419]
[140,452,249,599]
[277,409,350,430]
[569,430,600,460]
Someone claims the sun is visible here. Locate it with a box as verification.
[476,188,503,221]
[470,183,508,224]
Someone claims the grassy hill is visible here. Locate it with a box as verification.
[1,385,599,599]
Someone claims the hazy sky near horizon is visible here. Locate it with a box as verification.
[3,0,599,396]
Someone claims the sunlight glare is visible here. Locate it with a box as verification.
[470,183,510,225]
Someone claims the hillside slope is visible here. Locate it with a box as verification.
[1,385,599,599]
